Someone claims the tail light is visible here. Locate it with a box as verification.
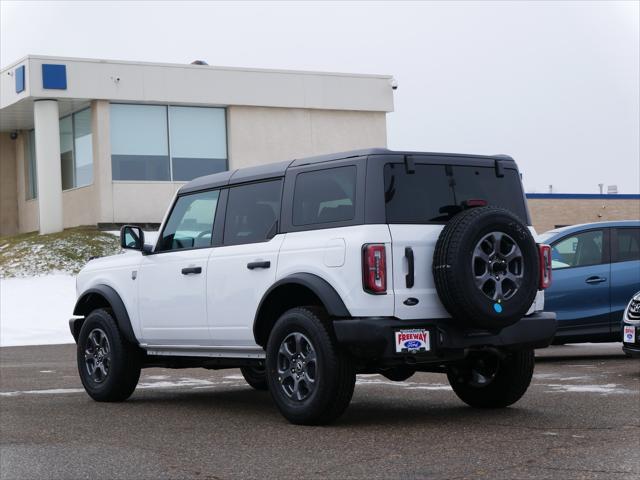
[538,244,552,289]
[363,244,387,294]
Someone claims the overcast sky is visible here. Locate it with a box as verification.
[2,1,638,193]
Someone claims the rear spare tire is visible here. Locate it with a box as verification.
[433,206,538,330]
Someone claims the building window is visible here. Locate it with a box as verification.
[169,106,227,181]
[59,108,93,190]
[110,104,170,181]
[25,130,37,200]
[110,104,228,182]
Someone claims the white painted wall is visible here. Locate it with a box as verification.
[33,100,63,234]
[2,56,394,114]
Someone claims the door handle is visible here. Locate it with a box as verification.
[585,276,606,284]
[181,266,202,275]
[405,247,415,288]
[247,261,270,270]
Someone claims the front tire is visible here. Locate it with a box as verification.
[77,309,141,402]
[266,307,356,425]
[446,349,535,408]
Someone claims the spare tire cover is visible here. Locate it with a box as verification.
[432,206,539,330]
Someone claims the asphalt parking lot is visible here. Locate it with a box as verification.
[1,343,638,480]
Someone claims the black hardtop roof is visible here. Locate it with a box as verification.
[179,148,515,194]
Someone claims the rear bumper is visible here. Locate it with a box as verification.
[333,312,556,365]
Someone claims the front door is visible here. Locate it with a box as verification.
[138,189,221,345]
[546,228,611,337]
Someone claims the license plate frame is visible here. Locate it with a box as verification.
[623,325,636,344]
[394,328,431,354]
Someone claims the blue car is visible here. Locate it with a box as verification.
[538,220,640,343]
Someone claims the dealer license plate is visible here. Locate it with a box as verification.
[395,329,430,353]
[623,325,636,344]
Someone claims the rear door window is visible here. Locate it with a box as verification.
[614,228,640,263]
[293,166,356,226]
[224,180,282,246]
[384,163,528,224]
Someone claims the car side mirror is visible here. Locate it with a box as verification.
[120,225,145,251]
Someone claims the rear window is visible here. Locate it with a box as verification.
[384,163,529,224]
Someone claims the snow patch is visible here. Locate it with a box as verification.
[0,274,76,346]
[542,383,634,395]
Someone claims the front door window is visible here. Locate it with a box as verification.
[157,190,220,251]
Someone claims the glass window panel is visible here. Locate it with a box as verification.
[615,228,640,263]
[224,180,282,246]
[293,167,356,226]
[384,164,528,224]
[157,190,220,251]
[59,116,74,190]
[551,230,604,269]
[169,106,226,158]
[169,106,227,181]
[110,104,170,181]
[25,130,37,200]
[73,109,93,187]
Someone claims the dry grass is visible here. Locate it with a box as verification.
[0,227,121,278]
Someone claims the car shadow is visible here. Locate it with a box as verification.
[123,386,549,428]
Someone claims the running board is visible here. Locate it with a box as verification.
[142,344,266,359]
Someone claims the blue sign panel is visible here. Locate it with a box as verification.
[42,64,67,90]
[15,65,25,93]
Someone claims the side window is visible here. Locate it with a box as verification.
[157,190,220,252]
[615,228,640,262]
[551,230,604,269]
[293,166,356,226]
[224,180,282,246]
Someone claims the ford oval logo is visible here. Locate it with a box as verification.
[404,340,421,349]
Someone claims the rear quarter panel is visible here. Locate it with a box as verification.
[276,225,394,317]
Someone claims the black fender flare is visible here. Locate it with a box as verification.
[72,285,138,344]
[253,273,350,341]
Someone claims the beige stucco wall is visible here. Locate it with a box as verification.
[227,106,387,168]
[111,182,182,224]
[0,132,18,235]
[529,198,640,233]
[62,185,97,228]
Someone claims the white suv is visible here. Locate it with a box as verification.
[71,149,556,425]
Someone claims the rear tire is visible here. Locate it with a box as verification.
[77,309,141,402]
[266,306,356,425]
[241,365,268,390]
[447,349,534,408]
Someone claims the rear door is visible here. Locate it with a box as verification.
[545,228,611,337]
[206,179,284,347]
[383,159,531,320]
[610,227,640,334]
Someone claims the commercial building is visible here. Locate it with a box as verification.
[0,55,394,235]
[527,194,640,233]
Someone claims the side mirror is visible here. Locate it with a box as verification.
[120,225,145,251]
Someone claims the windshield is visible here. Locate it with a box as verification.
[384,163,529,224]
